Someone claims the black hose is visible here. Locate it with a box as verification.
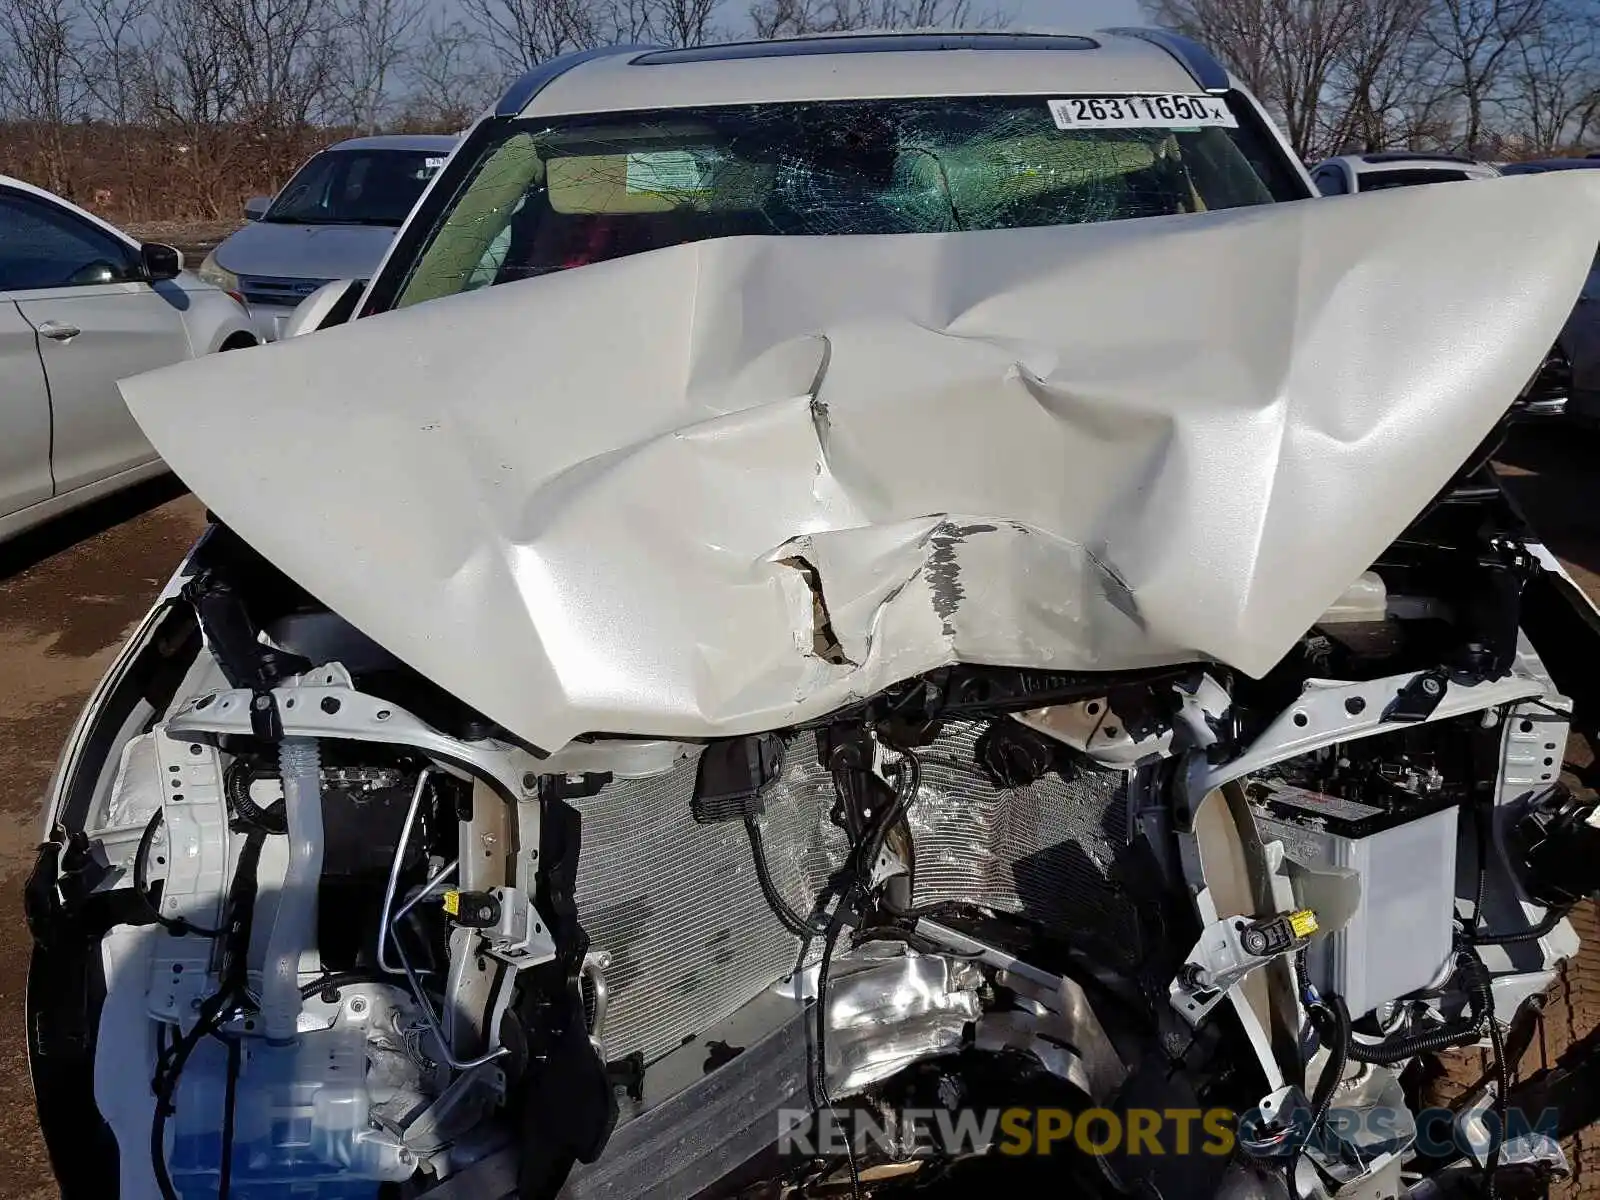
[744,817,822,938]
[1346,949,1492,1065]
[1466,905,1572,946]
[298,969,396,1001]
[1302,996,1349,1152]
[219,1036,240,1199]
[152,993,237,1200]
[225,759,286,834]
[150,827,268,1200]
[1346,1016,1482,1064]
[134,810,225,938]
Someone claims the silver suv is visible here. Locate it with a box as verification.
[198,133,459,341]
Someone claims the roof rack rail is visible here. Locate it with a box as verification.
[1358,150,1477,164]
[495,44,660,117]
[1097,27,1229,93]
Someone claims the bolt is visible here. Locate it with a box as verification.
[349,996,368,1015]
[522,772,538,791]
[1422,677,1443,696]
[481,832,497,849]
[1345,696,1366,715]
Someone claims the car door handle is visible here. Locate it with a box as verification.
[36,320,80,341]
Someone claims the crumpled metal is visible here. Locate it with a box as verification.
[121,173,1600,751]
[821,943,983,1097]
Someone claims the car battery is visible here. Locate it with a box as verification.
[1251,783,1458,1019]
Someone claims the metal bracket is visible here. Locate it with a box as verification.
[146,732,231,1024]
[1170,910,1316,1024]
[477,886,557,966]
[168,664,544,806]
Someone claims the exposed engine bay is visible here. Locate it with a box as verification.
[24,453,1600,1200]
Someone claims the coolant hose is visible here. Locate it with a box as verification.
[262,736,323,1042]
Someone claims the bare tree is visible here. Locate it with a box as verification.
[1505,0,1600,152]
[207,0,341,139]
[77,0,158,211]
[1319,0,1436,151]
[331,0,423,131]
[750,0,973,38]
[79,0,154,121]
[403,15,497,128]
[136,0,246,215]
[650,0,717,46]
[459,0,600,70]
[1423,0,1546,153]
[0,0,87,193]
[1142,0,1365,158]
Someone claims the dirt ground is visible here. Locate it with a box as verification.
[0,428,1596,1196]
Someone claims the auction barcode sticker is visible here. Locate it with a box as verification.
[1048,94,1238,130]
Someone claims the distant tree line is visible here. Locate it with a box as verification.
[0,0,972,218]
[1142,0,1600,159]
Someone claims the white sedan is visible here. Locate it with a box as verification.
[0,175,256,542]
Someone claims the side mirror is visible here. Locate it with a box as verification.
[283,279,366,338]
[244,195,272,221]
[141,242,183,281]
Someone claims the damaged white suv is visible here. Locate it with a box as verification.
[26,30,1600,1200]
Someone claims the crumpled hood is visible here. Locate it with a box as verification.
[215,220,397,281]
[123,173,1600,752]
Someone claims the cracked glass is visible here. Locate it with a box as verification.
[393,94,1304,310]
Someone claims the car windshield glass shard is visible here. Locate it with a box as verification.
[266,149,446,226]
[394,93,1303,308]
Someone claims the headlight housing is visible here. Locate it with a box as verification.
[197,250,241,301]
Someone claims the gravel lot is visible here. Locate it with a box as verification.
[0,427,1594,1196]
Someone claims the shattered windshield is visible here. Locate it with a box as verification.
[392,94,1303,308]
[266,148,449,226]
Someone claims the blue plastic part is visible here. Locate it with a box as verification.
[165,1036,391,1198]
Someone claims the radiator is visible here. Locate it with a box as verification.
[570,722,1134,1065]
